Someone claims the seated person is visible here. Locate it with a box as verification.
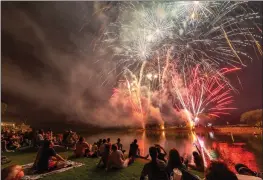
[1,156,12,165]
[97,142,111,168]
[166,148,186,175]
[36,129,44,147]
[74,137,90,158]
[33,140,66,173]
[1,165,24,180]
[187,144,204,172]
[45,129,53,141]
[87,142,99,158]
[155,144,167,162]
[235,163,263,179]
[63,130,77,149]
[129,139,149,160]
[106,144,131,170]
[140,146,169,180]
[116,138,125,154]
[97,139,102,149]
[106,138,111,146]
[166,149,199,180]
[1,135,12,152]
[99,139,107,156]
[9,139,21,150]
[205,161,238,180]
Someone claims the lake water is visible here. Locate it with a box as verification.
[84,130,262,173]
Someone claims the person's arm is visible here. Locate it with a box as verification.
[120,152,125,161]
[195,144,201,155]
[55,154,66,162]
[194,144,203,160]
[140,165,147,180]
[159,145,167,155]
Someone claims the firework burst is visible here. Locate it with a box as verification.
[98,1,261,77]
[97,1,261,127]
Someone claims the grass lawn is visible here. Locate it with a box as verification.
[2,148,204,180]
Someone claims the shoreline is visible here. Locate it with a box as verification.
[133,126,262,135]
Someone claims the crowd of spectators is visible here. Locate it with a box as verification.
[1,127,262,180]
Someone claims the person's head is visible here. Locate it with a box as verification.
[79,137,84,143]
[1,165,24,180]
[117,138,120,143]
[43,140,52,149]
[38,129,43,135]
[235,163,256,176]
[112,144,118,151]
[149,146,158,161]
[133,139,137,144]
[193,151,200,158]
[168,148,182,168]
[102,139,106,143]
[107,138,110,143]
[205,161,238,180]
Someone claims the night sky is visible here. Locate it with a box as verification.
[1,2,262,127]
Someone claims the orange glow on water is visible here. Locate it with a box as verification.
[212,142,259,172]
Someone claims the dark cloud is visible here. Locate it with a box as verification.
[1,2,121,127]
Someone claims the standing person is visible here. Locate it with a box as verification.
[140,146,169,180]
[74,137,90,158]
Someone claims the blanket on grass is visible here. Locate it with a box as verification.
[21,160,84,180]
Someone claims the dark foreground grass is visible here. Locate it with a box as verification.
[2,148,204,180]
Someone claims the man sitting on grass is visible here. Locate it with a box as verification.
[129,139,149,161]
[74,137,90,158]
[106,144,131,171]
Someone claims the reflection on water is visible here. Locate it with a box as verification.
[84,130,262,172]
